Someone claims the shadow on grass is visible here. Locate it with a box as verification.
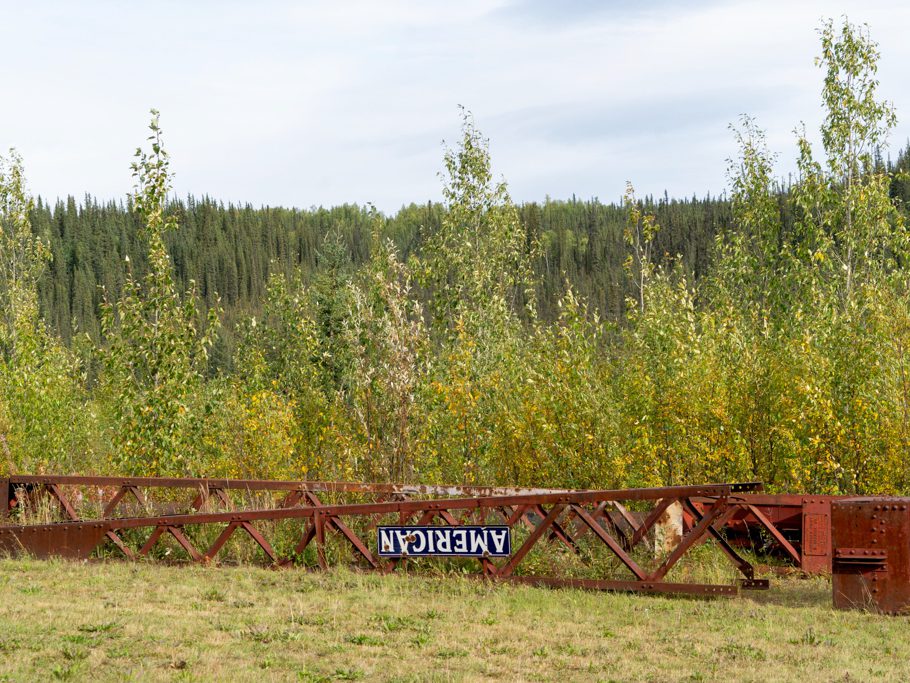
[743,577,833,609]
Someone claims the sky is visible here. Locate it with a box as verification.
[1,0,909,212]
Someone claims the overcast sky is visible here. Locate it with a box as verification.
[2,1,909,212]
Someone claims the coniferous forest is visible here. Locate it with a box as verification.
[3,19,910,494]
[32,190,736,365]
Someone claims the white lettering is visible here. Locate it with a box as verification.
[489,529,508,554]
[379,528,395,553]
[378,526,509,556]
[434,529,451,553]
[453,529,468,554]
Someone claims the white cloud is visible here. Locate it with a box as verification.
[0,0,908,210]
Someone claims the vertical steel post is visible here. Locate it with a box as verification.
[801,497,832,573]
[0,477,8,521]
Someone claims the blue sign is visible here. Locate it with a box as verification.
[377,525,511,558]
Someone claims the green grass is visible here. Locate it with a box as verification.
[0,559,906,681]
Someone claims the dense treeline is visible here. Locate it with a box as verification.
[2,19,910,494]
[32,192,738,366]
[31,156,910,368]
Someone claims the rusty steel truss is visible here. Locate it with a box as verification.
[690,494,841,573]
[0,475,771,597]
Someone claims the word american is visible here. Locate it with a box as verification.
[377,525,511,557]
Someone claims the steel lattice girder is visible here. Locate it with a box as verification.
[2,474,835,574]
[2,474,574,512]
[0,479,769,597]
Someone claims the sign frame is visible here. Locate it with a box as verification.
[377,525,512,558]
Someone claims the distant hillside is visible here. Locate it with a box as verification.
[30,144,910,369]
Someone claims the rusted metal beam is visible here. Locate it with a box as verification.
[46,484,79,521]
[689,494,844,573]
[571,504,646,580]
[745,504,802,566]
[1,478,10,522]
[102,487,130,518]
[650,500,732,581]
[205,523,240,561]
[498,575,740,597]
[628,496,677,550]
[0,523,107,559]
[0,477,771,598]
[19,472,910,605]
[6,474,575,497]
[682,498,753,579]
[27,483,750,528]
[498,504,566,578]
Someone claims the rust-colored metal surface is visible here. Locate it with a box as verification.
[0,474,855,575]
[831,498,910,614]
[689,494,842,573]
[0,523,108,559]
[1,475,571,522]
[9,473,910,610]
[0,476,769,598]
[801,497,833,574]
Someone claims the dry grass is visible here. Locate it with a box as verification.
[0,558,906,682]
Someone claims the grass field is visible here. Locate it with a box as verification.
[0,559,907,682]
